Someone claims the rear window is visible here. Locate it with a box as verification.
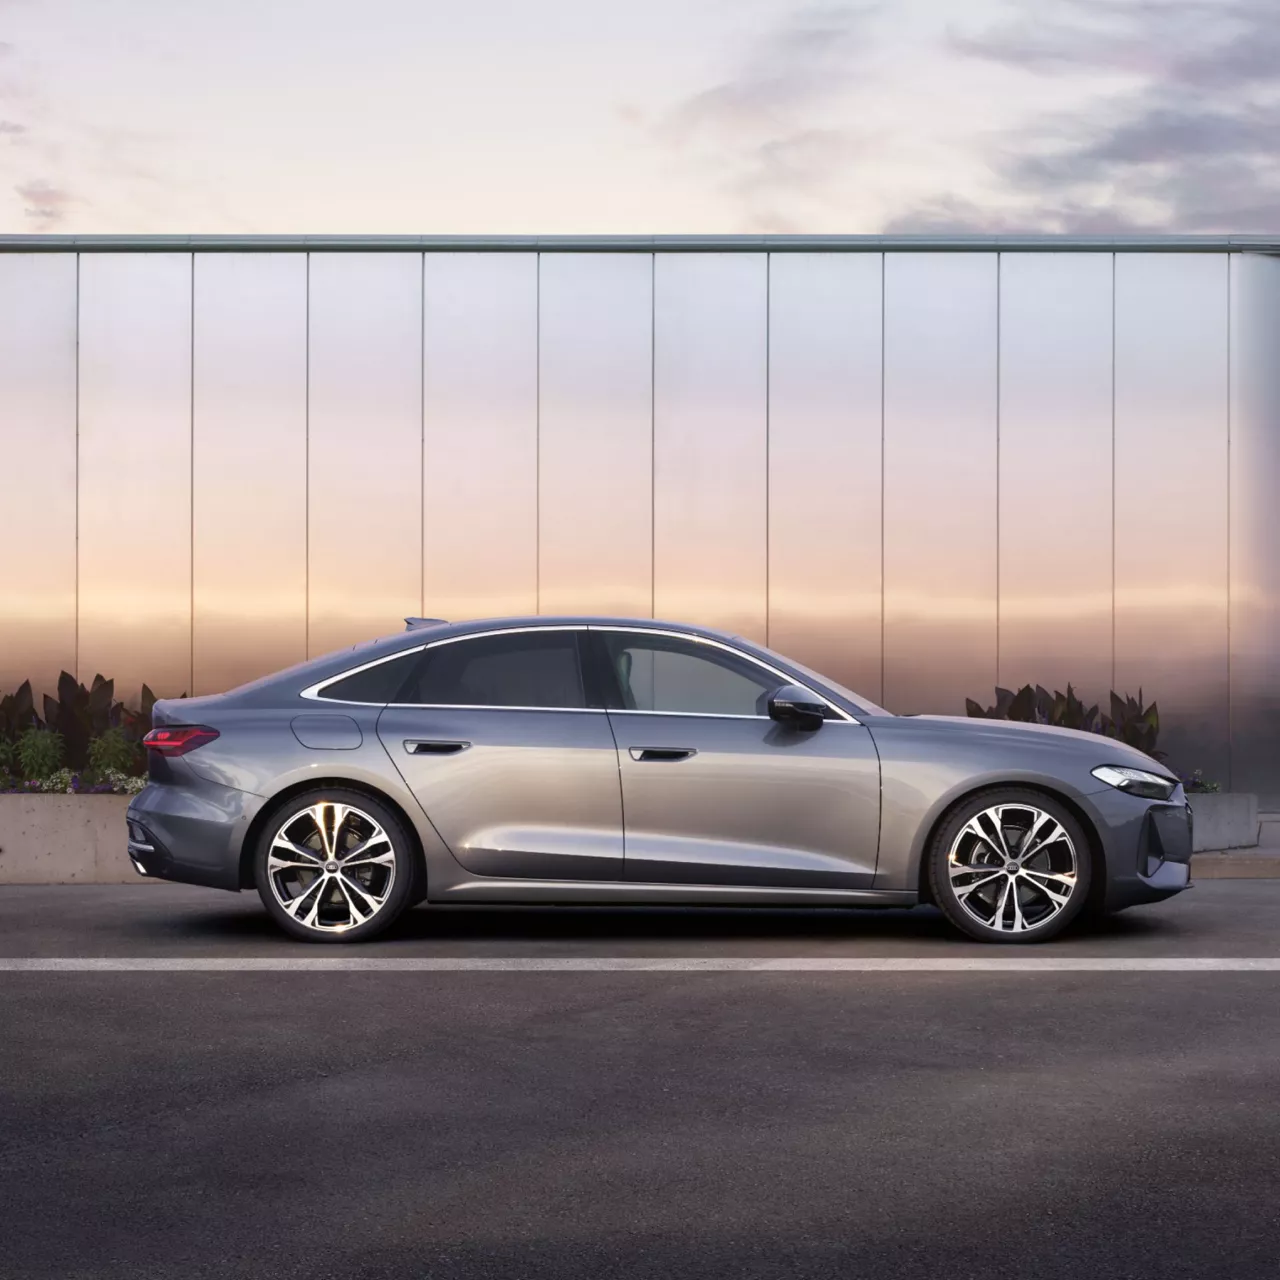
[316,650,423,704]
[399,630,586,709]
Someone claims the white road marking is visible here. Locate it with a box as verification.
[1,956,1280,972]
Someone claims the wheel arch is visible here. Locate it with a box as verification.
[914,780,1107,909]
[237,776,428,902]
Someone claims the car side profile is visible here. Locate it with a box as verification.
[125,617,1193,944]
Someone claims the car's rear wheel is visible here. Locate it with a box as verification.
[254,789,416,943]
[928,788,1092,944]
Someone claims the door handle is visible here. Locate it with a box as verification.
[629,747,696,762]
[405,740,470,755]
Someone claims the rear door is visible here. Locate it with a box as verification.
[376,627,623,881]
[591,628,881,888]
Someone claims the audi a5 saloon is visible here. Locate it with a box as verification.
[126,617,1193,944]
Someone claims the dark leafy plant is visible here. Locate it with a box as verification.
[88,727,137,776]
[966,683,1101,733]
[17,727,64,779]
[967,682,1162,759]
[1180,769,1220,794]
[0,680,40,743]
[1102,689,1163,760]
[41,672,121,772]
[0,738,13,775]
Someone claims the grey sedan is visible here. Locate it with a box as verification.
[126,617,1193,943]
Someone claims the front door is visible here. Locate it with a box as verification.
[377,627,623,881]
[591,628,881,888]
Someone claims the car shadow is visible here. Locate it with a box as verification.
[161,897,1175,951]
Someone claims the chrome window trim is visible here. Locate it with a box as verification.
[588,624,858,723]
[301,621,859,723]
[302,624,592,709]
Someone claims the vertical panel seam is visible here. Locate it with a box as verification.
[74,253,81,685]
[995,253,1001,691]
[1110,253,1117,694]
[304,254,311,659]
[765,253,771,647]
[1226,255,1233,791]
[536,253,541,616]
[879,252,886,708]
[650,252,656,620]
[422,250,427,619]
[189,253,195,697]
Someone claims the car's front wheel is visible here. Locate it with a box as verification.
[254,789,416,943]
[928,788,1092,943]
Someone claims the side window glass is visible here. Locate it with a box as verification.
[317,650,423,703]
[601,633,776,716]
[402,631,586,710]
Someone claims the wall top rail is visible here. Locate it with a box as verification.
[2,234,1280,255]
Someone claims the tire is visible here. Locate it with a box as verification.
[254,788,417,943]
[927,788,1093,944]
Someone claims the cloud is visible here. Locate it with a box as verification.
[654,4,880,231]
[16,178,72,227]
[890,0,1280,234]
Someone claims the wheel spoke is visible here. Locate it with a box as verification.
[948,801,1078,935]
[334,875,369,926]
[267,802,396,934]
[952,869,1005,901]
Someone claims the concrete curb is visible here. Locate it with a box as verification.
[1191,851,1280,879]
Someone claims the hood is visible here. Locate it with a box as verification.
[904,714,1175,776]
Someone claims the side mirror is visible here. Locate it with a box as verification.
[767,684,826,732]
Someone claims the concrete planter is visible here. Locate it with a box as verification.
[0,795,141,884]
[1189,792,1259,853]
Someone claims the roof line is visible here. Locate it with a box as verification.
[1,233,1279,254]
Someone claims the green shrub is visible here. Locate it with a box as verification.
[967,683,1163,760]
[0,738,13,775]
[17,727,64,779]
[88,727,138,776]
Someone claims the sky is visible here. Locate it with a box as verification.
[0,0,1277,235]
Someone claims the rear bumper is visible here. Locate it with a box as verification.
[126,776,261,892]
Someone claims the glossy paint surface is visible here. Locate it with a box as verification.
[78,253,193,700]
[0,255,77,700]
[128,615,1190,915]
[192,254,308,694]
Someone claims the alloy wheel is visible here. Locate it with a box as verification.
[266,802,397,934]
[946,802,1079,934]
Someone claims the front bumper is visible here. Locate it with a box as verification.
[1085,786,1194,910]
[126,772,262,892]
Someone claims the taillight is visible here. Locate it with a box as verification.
[142,725,220,756]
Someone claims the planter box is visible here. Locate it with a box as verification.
[0,795,143,884]
[1189,792,1259,853]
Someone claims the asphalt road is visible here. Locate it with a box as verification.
[3,884,1280,1279]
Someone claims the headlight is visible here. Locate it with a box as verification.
[1091,764,1178,801]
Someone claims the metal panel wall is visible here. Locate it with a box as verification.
[1229,253,1280,803]
[0,255,77,700]
[307,253,423,656]
[423,254,538,621]
[1115,255,1229,782]
[768,253,883,701]
[653,254,768,641]
[998,254,1113,705]
[883,253,998,715]
[538,253,653,618]
[192,254,308,695]
[78,253,192,700]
